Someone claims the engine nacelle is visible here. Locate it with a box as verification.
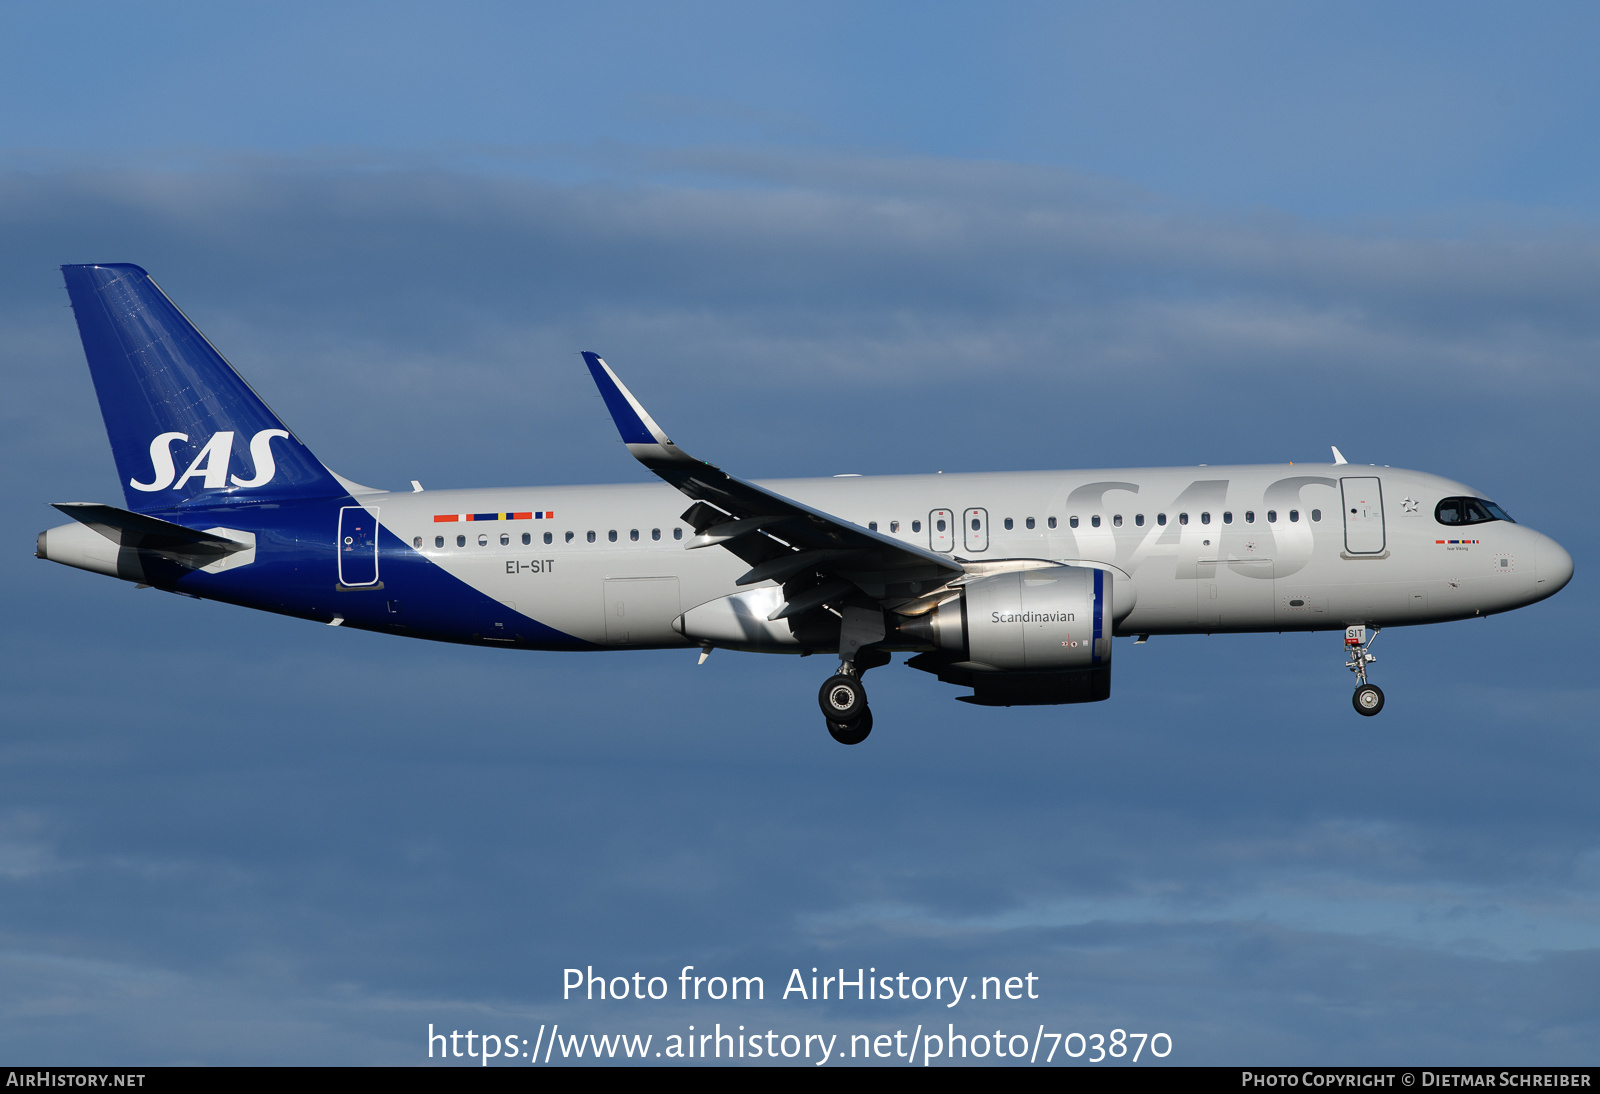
[912,564,1111,671]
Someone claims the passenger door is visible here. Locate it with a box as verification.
[337,507,380,587]
[1340,477,1386,554]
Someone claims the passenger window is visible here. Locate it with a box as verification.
[1289,510,1300,522]
[652,528,661,540]
[1091,515,1101,528]
[1222,512,1232,525]
[544,532,553,544]
[1113,514,1122,527]
[674,528,683,540]
[936,519,947,532]
[586,531,596,543]
[970,517,980,531]
[565,531,575,543]
[890,521,900,532]
[1200,512,1210,525]
[1069,516,1079,528]
[1047,516,1057,529]
[1157,514,1167,526]
[1003,518,1013,530]
[1245,511,1255,524]
[500,533,510,546]
[1267,510,1277,523]
[630,529,639,541]
[1135,514,1144,527]
[435,535,444,548]
[478,534,489,546]
[455,535,465,547]
[1179,513,1189,525]
[869,521,878,531]
[1311,509,1321,522]
[608,530,618,542]
[1026,517,1035,529]
[522,532,531,545]
[412,536,422,548]
[912,520,921,533]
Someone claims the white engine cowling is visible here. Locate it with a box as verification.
[917,564,1111,672]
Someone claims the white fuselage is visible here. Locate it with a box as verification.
[355,462,1570,648]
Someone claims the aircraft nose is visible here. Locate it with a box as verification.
[1536,533,1573,598]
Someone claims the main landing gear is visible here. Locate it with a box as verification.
[1345,625,1384,717]
[819,649,890,745]
[817,605,890,745]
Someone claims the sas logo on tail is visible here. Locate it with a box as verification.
[130,430,290,492]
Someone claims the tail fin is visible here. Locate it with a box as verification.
[61,263,346,511]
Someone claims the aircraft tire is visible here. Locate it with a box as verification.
[819,674,867,721]
[827,709,873,745]
[1352,684,1385,716]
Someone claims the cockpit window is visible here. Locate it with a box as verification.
[1435,497,1515,526]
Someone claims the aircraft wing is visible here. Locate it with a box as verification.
[582,353,964,621]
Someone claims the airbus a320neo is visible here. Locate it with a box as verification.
[38,264,1573,743]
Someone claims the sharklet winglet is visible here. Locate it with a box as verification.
[581,352,674,448]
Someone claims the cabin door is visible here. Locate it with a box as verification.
[338,507,380,586]
[1340,477,1386,554]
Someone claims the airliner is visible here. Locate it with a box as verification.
[37,264,1573,744]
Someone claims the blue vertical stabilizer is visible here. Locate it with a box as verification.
[61,263,345,511]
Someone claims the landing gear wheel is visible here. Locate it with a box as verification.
[827,708,873,745]
[1353,684,1385,717]
[819,674,867,721]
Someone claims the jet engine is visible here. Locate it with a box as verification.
[899,564,1113,706]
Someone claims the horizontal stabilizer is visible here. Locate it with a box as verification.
[53,503,248,560]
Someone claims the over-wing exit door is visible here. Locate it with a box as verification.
[963,508,989,552]
[1341,477,1385,554]
[929,509,954,552]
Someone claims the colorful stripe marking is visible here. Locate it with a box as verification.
[434,512,553,523]
[1436,539,1479,544]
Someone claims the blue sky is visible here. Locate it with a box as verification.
[2,3,1597,1065]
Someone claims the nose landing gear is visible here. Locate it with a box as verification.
[1345,626,1384,716]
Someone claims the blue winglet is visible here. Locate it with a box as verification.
[581,352,669,447]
